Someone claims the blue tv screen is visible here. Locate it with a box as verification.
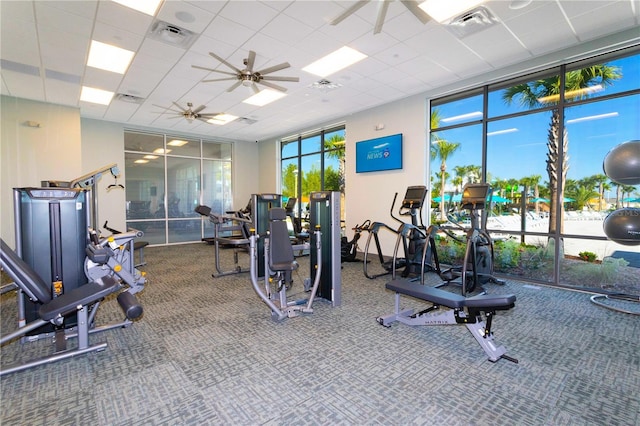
[355,133,403,173]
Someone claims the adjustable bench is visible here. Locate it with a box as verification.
[1,238,143,375]
[377,279,518,363]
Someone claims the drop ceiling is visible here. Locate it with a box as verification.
[1,0,638,142]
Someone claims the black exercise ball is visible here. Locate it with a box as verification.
[603,208,640,246]
[602,140,640,185]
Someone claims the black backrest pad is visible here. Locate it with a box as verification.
[0,238,52,304]
[268,208,296,271]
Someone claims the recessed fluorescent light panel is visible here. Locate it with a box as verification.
[243,89,286,106]
[153,148,171,154]
[112,0,162,16]
[87,40,135,74]
[80,86,114,105]
[418,0,485,23]
[167,139,189,147]
[302,46,367,78]
[208,114,239,125]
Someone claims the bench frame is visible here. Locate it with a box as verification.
[377,279,518,363]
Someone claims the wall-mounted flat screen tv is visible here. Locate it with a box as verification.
[355,133,403,173]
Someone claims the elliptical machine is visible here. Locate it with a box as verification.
[362,186,428,279]
[429,183,504,295]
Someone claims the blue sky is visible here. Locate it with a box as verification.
[432,54,639,188]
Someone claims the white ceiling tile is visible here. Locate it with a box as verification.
[281,0,341,28]
[34,2,94,38]
[44,79,80,105]
[199,15,255,46]
[41,0,98,20]
[96,1,154,37]
[1,0,638,142]
[0,1,35,24]
[156,0,216,34]
[184,1,226,16]
[92,21,145,52]
[217,1,280,31]
[83,67,125,92]
[1,71,44,101]
[0,18,40,65]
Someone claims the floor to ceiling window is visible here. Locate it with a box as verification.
[281,126,346,225]
[124,131,232,245]
[430,47,639,294]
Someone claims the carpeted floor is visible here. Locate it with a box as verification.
[1,243,639,425]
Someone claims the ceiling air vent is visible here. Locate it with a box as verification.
[148,20,196,48]
[446,6,498,38]
[309,79,343,92]
[237,117,257,125]
[115,93,145,104]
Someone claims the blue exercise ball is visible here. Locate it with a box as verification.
[603,140,640,185]
[603,208,640,246]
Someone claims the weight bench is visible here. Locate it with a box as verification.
[377,279,518,363]
[0,238,143,376]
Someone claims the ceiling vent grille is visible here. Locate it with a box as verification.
[446,6,498,38]
[309,79,343,92]
[148,20,196,48]
[237,117,257,125]
[115,93,145,104]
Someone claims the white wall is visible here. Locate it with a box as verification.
[345,94,429,250]
[1,96,82,247]
[80,118,126,232]
[233,141,261,208]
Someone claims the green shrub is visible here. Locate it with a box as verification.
[578,251,597,262]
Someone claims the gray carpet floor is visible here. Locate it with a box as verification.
[1,243,639,425]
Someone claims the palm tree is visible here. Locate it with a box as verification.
[324,133,346,192]
[568,185,599,211]
[431,140,460,220]
[521,174,542,215]
[502,64,621,235]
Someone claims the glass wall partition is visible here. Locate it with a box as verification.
[124,130,233,245]
[430,48,639,294]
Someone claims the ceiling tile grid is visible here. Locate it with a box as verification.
[1,0,638,142]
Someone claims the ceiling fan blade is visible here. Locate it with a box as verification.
[245,50,256,72]
[209,51,243,73]
[152,104,183,113]
[330,0,369,25]
[401,0,431,24]
[198,113,222,118]
[256,62,291,76]
[227,80,243,92]
[251,82,260,94]
[261,75,299,82]
[373,0,391,34]
[191,105,207,114]
[172,101,188,112]
[258,80,287,93]
[196,117,211,123]
[202,77,239,83]
[192,65,238,77]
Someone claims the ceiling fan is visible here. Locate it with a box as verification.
[192,50,299,94]
[153,101,221,124]
[330,0,431,34]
